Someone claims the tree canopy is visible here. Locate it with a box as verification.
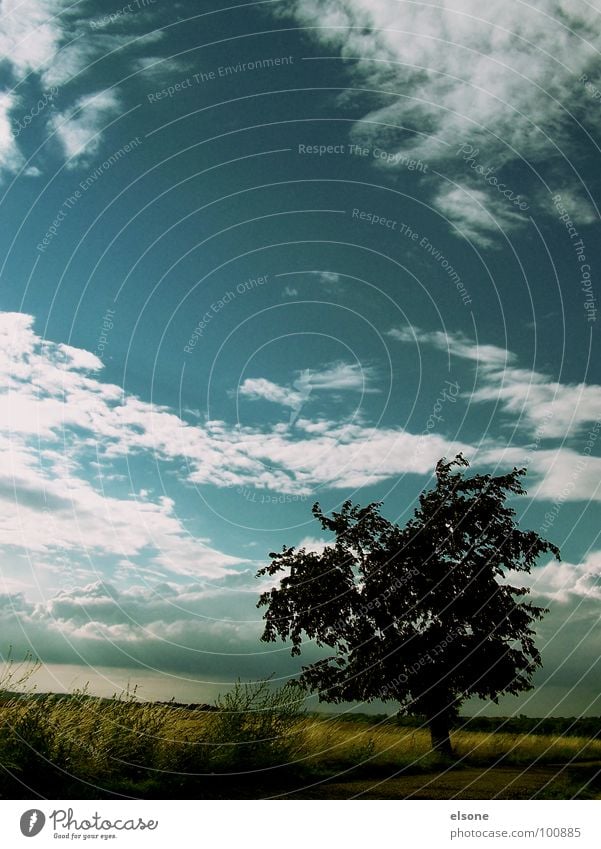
[257,455,561,755]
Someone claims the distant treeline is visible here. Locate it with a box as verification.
[457,715,601,739]
[329,712,601,739]
[0,692,217,711]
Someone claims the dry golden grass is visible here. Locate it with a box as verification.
[1,676,600,795]
[0,680,307,785]
[298,718,601,771]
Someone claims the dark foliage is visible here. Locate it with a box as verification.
[257,455,561,755]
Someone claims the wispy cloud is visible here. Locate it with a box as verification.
[238,377,306,409]
[132,55,191,82]
[0,580,273,676]
[49,89,122,166]
[0,312,465,502]
[471,369,601,439]
[510,551,601,602]
[296,536,331,554]
[279,0,601,241]
[239,361,379,405]
[0,313,244,579]
[314,271,340,285]
[0,1,163,174]
[387,326,513,368]
[303,361,379,392]
[0,0,66,78]
[0,91,25,177]
[433,184,528,249]
[238,362,380,427]
[389,324,601,440]
[2,307,599,595]
[483,443,601,504]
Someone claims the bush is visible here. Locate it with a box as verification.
[202,679,307,772]
[0,673,308,793]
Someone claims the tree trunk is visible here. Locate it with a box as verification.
[429,715,453,758]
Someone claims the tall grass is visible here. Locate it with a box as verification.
[1,660,600,795]
[0,673,308,793]
[301,719,601,772]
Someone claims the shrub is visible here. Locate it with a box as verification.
[203,679,307,771]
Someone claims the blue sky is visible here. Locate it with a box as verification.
[0,0,600,715]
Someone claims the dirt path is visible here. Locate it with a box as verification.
[285,762,601,800]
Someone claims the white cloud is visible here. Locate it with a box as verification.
[0,0,66,77]
[238,377,305,409]
[0,311,467,503]
[40,40,98,89]
[239,362,379,410]
[510,552,601,602]
[1,306,599,594]
[0,431,244,578]
[0,1,165,174]
[389,325,601,439]
[433,184,527,248]
[388,325,513,368]
[315,271,340,285]
[132,55,190,81]
[482,443,601,504]
[296,536,331,554]
[0,313,244,579]
[50,89,122,166]
[0,0,164,85]
[230,420,465,491]
[0,90,25,177]
[0,580,272,675]
[301,361,378,392]
[472,369,601,439]
[543,184,598,227]
[41,30,166,89]
[284,0,601,156]
[280,0,601,240]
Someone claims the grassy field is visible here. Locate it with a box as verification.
[1,678,601,799]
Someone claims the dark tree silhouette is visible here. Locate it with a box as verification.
[257,455,560,757]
